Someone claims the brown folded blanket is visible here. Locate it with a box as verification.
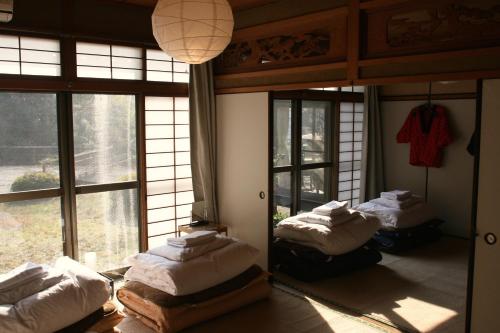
[121,275,271,333]
[118,264,263,308]
[87,302,125,333]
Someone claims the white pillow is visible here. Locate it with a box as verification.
[274,214,380,255]
[125,240,259,296]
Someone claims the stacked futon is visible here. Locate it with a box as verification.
[273,201,382,282]
[0,257,116,333]
[117,231,271,333]
[354,190,443,253]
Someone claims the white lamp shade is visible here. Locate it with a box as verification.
[152,0,234,65]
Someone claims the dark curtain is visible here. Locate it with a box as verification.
[360,86,385,201]
[189,62,219,223]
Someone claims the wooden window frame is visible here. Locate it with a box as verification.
[0,32,189,271]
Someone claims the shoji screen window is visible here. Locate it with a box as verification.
[146,49,189,83]
[338,101,364,206]
[0,34,61,76]
[145,97,193,248]
[76,42,142,80]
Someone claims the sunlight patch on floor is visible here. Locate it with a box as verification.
[374,296,458,332]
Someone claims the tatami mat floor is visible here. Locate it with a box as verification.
[274,237,469,333]
[116,284,399,333]
[114,237,467,333]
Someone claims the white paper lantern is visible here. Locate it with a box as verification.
[152,0,234,64]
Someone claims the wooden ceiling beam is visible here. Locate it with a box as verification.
[100,0,279,12]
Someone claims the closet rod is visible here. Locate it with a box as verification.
[379,92,476,102]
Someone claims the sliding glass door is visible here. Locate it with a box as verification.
[271,89,364,224]
[0,92,140,273]
[72,94,139,272]
[272,96,335,223]
[0,92,63,272]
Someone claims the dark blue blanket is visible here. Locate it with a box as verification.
[272,239,382,282]
[370,219,444,253]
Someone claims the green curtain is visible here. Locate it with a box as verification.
[360,86,385,202]
[189,62,219,223]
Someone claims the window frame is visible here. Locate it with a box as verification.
[0,31,189,272]
[270,89,364,220]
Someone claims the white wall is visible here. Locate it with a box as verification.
[216,92,269,269]
[381,98,475,238]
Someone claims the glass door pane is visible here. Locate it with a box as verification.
[72,94,137,185]
[273,172,292,225]
[72,94,138,271]
[300,167,331,212]
[0,92,59,193]
[0,92,63,273]
[273,100,292,167]
[0,198,64,274]
[301,100,331,164]
[76,189,138,272]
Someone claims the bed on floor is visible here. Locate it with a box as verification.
[272,201,383,282]
[117,231,271,333]
[354,190,444,253]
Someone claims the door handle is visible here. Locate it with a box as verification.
[485,233,497,245]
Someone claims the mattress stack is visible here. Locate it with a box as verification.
[355,190,443,253]
[273,201,382,281]
[117,231,271,333]
[0,257,116,333]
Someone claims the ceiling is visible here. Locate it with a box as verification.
[107,0,278,11]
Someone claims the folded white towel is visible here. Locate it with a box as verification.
[296,213,332,227]
[296,209,361,227]
[148,235,232,262]
[332,209,362,226]
[380,190,412,201]
[312,201,348,217]
[370,196,422,210]
[0,262,47,292]
[167,230,217,248]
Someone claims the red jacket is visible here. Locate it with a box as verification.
[397,104,453,168]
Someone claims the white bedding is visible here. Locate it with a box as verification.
[354,201,437,229]
[312,200,348,216]
[274,214,380,255]
[0,268,64,305]
[294,210,361,227]
[167,230,217,248]
[369,195,422,210]
[0,262,46,291]
[0,257,111,333]
[148,235,232,262]
[124,240,259,296]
